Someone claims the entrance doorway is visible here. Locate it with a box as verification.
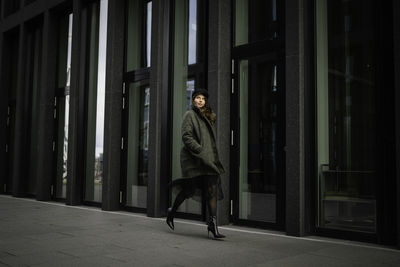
[231,54,285,229]
[121,79,150,211]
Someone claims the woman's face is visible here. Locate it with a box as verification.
[193,94,206,108]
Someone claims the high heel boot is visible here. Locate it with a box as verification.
[207,216,225,238]
[166,207,174,230]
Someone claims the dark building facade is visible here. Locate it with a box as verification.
[1,0,400,247]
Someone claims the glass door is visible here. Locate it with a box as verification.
[122,80,150,210]
[232,55,285,228]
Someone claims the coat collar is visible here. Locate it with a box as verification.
[192,105,217,141]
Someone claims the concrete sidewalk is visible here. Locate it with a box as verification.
[0,195,399,267]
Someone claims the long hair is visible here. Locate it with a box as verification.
[192,98,216,125]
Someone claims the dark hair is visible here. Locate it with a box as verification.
[192,98,216,125]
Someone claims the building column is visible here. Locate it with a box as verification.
[147,0,169,217]
[66,0,85,205]
[393,0,400,249]
[285,0,306,236]
[101,0,125,211]
[11,23,27,197]
[0,31,5,193]
[35,11,58,201]
[208,0,231,225]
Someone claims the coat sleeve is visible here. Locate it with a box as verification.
[181,112,202,154]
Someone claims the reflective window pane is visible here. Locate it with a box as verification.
[26,24,43,195]
[56,14,73,199]
[85,0,108,203]
[239,59,279,223]
[316,0,377,233]
[188,0,197,64]
[235,0,278,46]
[146,2,152,67]
[126,0,152,71]
[126,82,150,208]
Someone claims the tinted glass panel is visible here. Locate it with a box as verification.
[26,24,43,196]
[126,0,152,71]
[317,0,377,233]
[2,31,19,194]
[55,14,73,199]
[126,82,150,208]
[235,0,278,46]
[239,59,279,223]
[85,0,107,203]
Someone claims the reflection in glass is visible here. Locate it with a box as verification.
[146,2,152,67]
[235,0,278,46]
[186,80,195,109]
[126,82,150,208]
[188,0,197,64]
[85,0,108,203]
[239,59,279,223]
[126,0,152,71]
[56,14,73,199]
[317,0,377,232]
[171,0,202,215]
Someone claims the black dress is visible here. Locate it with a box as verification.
[170,175,224,202]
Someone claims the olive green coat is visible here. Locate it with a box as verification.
[180,106,225,178]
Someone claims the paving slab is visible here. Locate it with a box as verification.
[0,195,399,267]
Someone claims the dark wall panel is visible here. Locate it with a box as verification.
[393,0,400,249]
[285,0,306,237]
[146,0,169,217]
[101,0,125,211]
[35,11,58,201]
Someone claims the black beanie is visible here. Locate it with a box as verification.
[192,89,209,100]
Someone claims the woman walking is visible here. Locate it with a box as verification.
[166,89,226,239]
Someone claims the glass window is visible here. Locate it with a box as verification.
[56,13,73,199]
[126,81,150,208]
[25,23,43,196]
[126,0,152,71]
[316,0,377,233]
[171,0,205,215]
[238,59,280,223]
[188,0,197,65]
[235,0,278,46]
[84,0,108,203]
[3,30,19,194]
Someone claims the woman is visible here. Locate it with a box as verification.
[166,89,225,239]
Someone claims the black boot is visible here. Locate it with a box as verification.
[207,216,225,238]
[166,207,174,230]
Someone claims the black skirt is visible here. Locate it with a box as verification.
[170,175,224,202]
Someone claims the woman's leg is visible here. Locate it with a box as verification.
[207,184,217,216]
[171,189,186,214]
[166,189,186,230]
[206,177,225,238]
